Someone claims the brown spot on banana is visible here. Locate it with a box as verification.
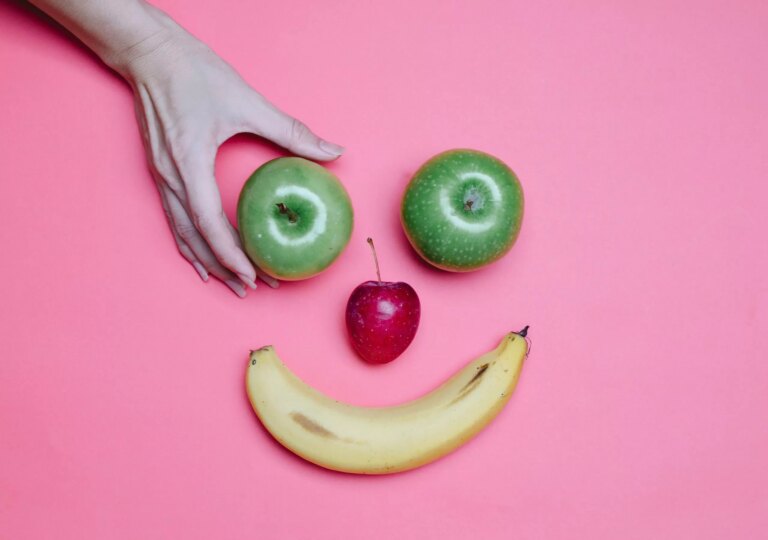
[448,363,491,406]
[290,412,338,439]
[461,363,489,392]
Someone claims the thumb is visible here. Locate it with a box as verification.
[251,99,344,162]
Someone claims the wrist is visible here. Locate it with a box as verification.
[28,0,207,81]
[108,7,210,83]
[100,3,180,78]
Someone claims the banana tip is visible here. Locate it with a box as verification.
[518,326,529,337]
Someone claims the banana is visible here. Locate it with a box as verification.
[245,328,529,474]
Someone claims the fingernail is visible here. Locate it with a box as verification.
[319,140,345,157]
[226,279,247,298]
[193,262,209,282]
[238,273,257,290]
[258,273,280,289]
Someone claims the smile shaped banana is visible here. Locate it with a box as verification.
[246,328,529,474]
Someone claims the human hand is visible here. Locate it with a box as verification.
[117,10,344,297]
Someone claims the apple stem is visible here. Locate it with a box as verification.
[276,203,298,224]
[367,237,382,282]
[464,200,474,211]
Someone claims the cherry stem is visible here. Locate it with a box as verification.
[276,203,298,223]
[367,237,382,282]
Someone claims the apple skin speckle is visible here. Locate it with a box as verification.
[400,149,524,272]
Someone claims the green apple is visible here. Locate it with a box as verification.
[237,157,353,280]
[401,149,524,271]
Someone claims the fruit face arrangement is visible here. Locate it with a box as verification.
[240,149,528,474]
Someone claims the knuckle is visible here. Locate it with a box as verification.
[218,252,241,271]
[288,118,311,145]
[168,138,193,166]
[151,157,184,194]
[176,220,199,243]
[168,126,207,166]
[192,210,221,234]
[151,154,175,181]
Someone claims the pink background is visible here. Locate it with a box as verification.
[1,0,767,538]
